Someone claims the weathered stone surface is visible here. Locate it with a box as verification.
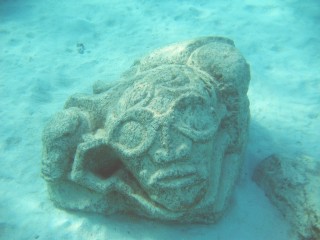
[253,154,320,239]
[42,36,250,223]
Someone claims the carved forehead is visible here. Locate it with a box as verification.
[117,65,218,113]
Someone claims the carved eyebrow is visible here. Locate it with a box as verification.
[158,73,191,88]
[173,93,209,106]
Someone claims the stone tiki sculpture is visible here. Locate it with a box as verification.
[42,36,250,223]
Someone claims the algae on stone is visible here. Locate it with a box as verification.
[253,154,320,239]
[42,36,250,223]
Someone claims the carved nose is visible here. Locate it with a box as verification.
[153,143,190,163]
[151,124,191,164]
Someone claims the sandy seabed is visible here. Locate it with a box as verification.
[0,0,319,239]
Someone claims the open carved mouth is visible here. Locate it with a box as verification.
[71,139,124,194]
[73,140,122,180]
[82,142,123,179]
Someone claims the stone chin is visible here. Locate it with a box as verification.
[148,178,208,212]
[142,166,209,211]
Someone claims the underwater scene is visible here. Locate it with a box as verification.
[0,0,319,239]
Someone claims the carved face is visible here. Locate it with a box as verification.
[104,66,222,211]
[44,37,250,223]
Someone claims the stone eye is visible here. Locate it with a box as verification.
[183,103,210,131]
[114,120,145,149]
[174,95,217,141]
[110,109,157,157]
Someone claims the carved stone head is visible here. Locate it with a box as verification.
[42,37,250,223]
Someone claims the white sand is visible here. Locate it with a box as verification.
[0,0,319,239]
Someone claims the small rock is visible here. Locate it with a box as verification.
[253,154,320,240]
[76,43,85,54]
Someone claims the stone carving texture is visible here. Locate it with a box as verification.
[42,36,250,223]
[253,154,320,240]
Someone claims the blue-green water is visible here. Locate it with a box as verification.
[0,1,319,239]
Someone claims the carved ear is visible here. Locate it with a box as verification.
[132,36,234,73]
[187,41,250,95]
[42,107,91,182]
